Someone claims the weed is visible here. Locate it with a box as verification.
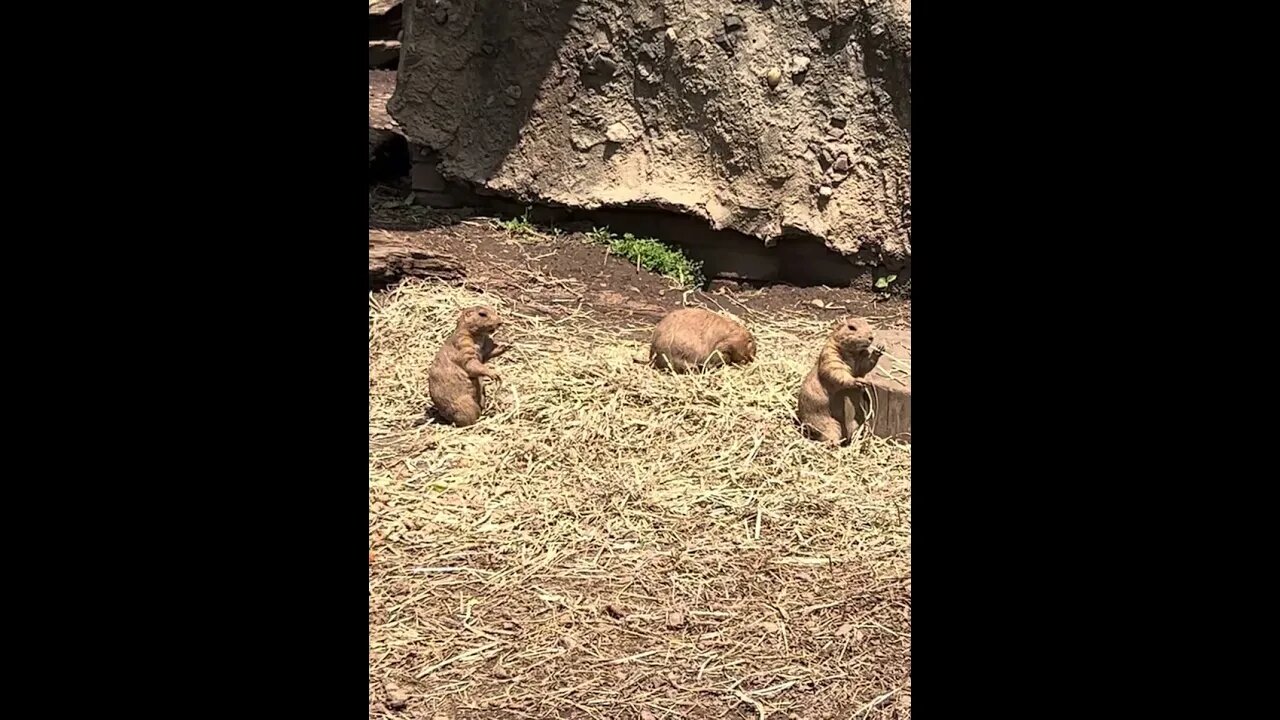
[499,209,536,235]
[587,227,704,288]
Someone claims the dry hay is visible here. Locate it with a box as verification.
[370,281,911,720]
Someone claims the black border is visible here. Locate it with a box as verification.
[105,3,375,715]
[68,1,1173,715]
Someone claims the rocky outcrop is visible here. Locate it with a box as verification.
[390,0,910,268]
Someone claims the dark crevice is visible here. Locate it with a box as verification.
[369,6,403,42]
[432,190,893,290]
[370,133,411,185]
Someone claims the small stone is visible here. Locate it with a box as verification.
[835,622,854,636]
[505,85,522,99]
[766,67,782,87]
[481,41,497,56]
[833,154,851,174]
[666,27,678,42]
[593,53,619,76]
[666,611,686,629]
[502,620,516,631]
[560,635,578,649]
[605,123,634,143]
[818,186,833,198]
[761,621,780,632]
[383,680,410,710]
[641,710,658,720]
[432,1,450,25]
[724,14,744,32]
[790,55,810,75]
[492,665,511,679]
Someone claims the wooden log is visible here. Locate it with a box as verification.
[369,231,465,290]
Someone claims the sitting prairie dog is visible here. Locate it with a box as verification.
[638,307,757,372]
[796,316,884,444]
[427,305,509,427]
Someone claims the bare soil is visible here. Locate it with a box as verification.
[370,185,910,338]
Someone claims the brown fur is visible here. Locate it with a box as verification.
[639,307,757,373]
[427,306,509,427]
[796,317,884,444]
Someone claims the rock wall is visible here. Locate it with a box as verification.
[389,0,910,269]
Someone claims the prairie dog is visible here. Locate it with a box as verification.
[796,317,883,444]
[640,307,756,373]
[427,306,509,427]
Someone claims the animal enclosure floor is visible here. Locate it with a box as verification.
[369,200,911,719]
[369,188,911,334]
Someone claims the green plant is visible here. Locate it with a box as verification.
[498,209,536,235]
[874,273,898,290]
[587,227,704,289]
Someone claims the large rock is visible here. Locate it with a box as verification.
[389,0,911,268]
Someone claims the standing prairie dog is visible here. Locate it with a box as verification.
[427,306,509,427]
[639,307,757,372]
[796,317,884,444]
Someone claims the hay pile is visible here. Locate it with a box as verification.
[370,281,911,720]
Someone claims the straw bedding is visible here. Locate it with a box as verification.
[370,280,911,719]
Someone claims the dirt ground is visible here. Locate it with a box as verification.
[369,187,911,720]
[370,185,910,336]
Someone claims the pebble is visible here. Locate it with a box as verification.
[383,680,410,710]
[606,122,634,143]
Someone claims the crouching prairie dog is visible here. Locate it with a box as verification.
[796,316,884,444]
[427,306,510,427]
[638,307,757,372]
